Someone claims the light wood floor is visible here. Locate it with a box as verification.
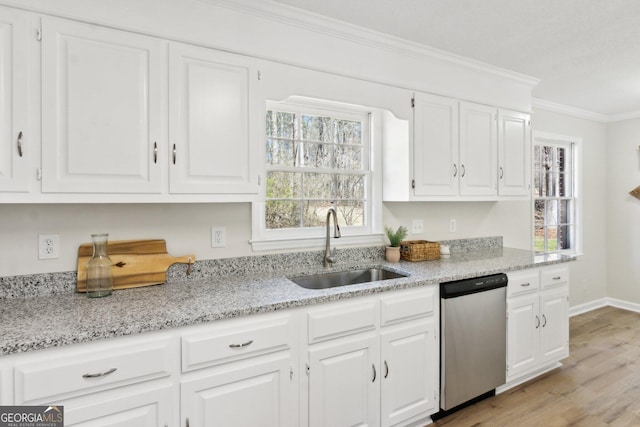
[433,306,640,426]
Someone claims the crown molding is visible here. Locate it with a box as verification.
[608,110,640,122]
[532,98,610,123]
[203,0,539,88]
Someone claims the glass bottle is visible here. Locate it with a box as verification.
[86,233,113,298]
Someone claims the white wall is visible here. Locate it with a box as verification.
[607,118,640,303]
[531,108,608,307]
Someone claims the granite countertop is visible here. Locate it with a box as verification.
[0,246,573,357]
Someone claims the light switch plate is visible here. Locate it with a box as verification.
[411,219,424,234]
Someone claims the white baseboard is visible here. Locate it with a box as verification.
[569,298,608,317]
[605,297,640,313]
[570,297,640,317]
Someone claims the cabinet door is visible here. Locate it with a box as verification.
[41,18,164,193]
[380,318,437,427]
[459,102,497,197]
[507,293,539,379]
[498,110,530,196]
[539,287,569,364]
[181,352,295,427]
[308,333,379,427]
[64,382,173,427]
[0,8,29,192]
[412,93,459,197]
[169,43,258,196]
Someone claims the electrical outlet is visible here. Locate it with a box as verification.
[449,219,457,233]
[211,227,226,248]
[38,234,60,259]
[412,219,424,234]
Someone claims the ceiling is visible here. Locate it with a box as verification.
[272,0,640,119]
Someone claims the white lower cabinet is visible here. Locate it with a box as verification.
[181,351,295,427]
[308,331,380,427]
[179,312,298,427]
[5,332,178,427]
[506,266,569,383]
[304,287,439,427]
[63,382,173,427]
[1,286,441,427]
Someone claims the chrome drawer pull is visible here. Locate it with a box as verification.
[372,364,377,382]
[229,340,253,348]
[542,314,547,327]
[520,283,530,287]
[384,360,389,379]
[552,276,562,280]
[535,315,540,329]
[82,367,117,378]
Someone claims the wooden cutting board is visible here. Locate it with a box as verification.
[77,239,195,292]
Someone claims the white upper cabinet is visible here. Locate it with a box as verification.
[385,92,530,201]
[41,17,165,194]
[0,8,29,192]
[498,109,531,197]
[412,92,459,197]
[169,43,258,196]
[459,101,497,197]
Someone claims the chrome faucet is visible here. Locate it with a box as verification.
[324,208,341,267]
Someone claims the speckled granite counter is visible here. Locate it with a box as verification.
[0,245,573,357]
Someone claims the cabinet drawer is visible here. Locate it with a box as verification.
[308,299,377,344]
[15,336,174,404]
[380,286,435,326]
[507,270,540,297]
[541,266,569,289]
[182,313,293,372]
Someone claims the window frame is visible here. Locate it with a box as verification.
[251,97,383,251]
[532,132,582,256]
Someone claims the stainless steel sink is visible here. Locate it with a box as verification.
[290,267,408,290]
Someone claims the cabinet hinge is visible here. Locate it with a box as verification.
[305,362,310,376]
[36,168,42,181]
[290,366,293,381]
[411,97,415,108]
[36,27,42,41]
[527,119,531,127]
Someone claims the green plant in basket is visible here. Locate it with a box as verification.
[384,225,408,247]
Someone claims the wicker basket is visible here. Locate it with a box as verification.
[400,240,441,262]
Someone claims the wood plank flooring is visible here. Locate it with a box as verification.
[433,306,640,426]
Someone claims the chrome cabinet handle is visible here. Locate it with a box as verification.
[172,144,177,165]
[372,364,376,382]
[153,142,158,164]
[384,360,389,379]
[186,417,189,427]
[453,163,458,177]
[535,315,540,329]
[229,340,253,348]
[552,276,562,280]
[461,164,466,178]
[82,367,117,378]
[499,166,504,179]
[17,131,24,157]
[542,314,547,327]
[521,283,530,287]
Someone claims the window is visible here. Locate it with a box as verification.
[533,136,578,255]
[252,98,381,250]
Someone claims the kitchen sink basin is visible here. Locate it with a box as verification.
[290,267,408,290]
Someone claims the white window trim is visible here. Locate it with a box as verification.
[532,131,583,256]
[251,97,383,251]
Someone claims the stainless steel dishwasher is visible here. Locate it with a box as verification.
[439,273,508,413]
